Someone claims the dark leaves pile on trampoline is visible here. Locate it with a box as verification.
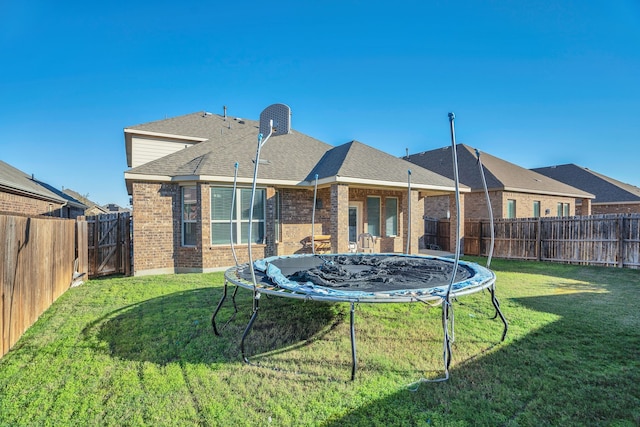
[271,255,473,292]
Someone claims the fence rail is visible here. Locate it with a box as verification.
[1,214,86,358]
[463,214,640,268]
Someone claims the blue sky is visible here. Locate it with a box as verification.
[1,1,639,208]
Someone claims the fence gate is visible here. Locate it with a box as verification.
[87,212,131,278]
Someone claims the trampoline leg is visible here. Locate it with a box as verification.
[350,302,357,381]
[212,280,239,336]
[241,293,260,364]
[489,286,508,342]
[212,280,230,336]
[231,285,239,312]
[442,301,453,372]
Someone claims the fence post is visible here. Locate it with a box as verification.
[76,217,88,279]
[617,216,624,268]
[124,214,131,276]
[536,217,542,261]
[478,220,484,256]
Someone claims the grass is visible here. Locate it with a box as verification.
[0,258,639,426]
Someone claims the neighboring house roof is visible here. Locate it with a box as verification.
[0,160,85,208]
[531,164,640,204]
[125,113,466,194]
[35,183,86,209]
[104,203,131,213]
[62,188,108,213]
[404,144,594,199]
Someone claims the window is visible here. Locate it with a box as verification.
[557,202,570,217]
[366,196,380,236]
[211,187,265,245]
[182,186,197,246]
[385,197,398,237]
[507,199,516,219]
[274,190,280,243]
[533,201,541,218]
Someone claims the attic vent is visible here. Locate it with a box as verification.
[259,103,291,137]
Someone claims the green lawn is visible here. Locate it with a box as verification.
[1,258,638,426]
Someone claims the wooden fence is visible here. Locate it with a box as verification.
[463,214,640,268]
[424,217,451,251]
[1,214,87,358]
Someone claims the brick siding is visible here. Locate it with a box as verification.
[590,203,640,215]
[131,181,425,275]
[426,190,579,220]
[0,191,68,217]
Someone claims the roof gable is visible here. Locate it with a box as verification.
[309,141,462,189]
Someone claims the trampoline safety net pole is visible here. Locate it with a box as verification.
[311,174,318,255]
[406,169,412,255]
[442,111,462,380]
[248,121,273,306]
[475,148,508,340]
[230,162,240,267]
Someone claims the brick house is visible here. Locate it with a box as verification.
[531,164,640,215]
[0,160,86,218]
[124,106,465,276]
[404,144,594,220]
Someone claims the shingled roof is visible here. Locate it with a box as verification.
[0,160,86,208]
[125,113,464,193]
[532,164,640,204]
[404,144,593,198]
[308,140,462,191]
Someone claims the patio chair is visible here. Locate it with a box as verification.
[357,233,375,253]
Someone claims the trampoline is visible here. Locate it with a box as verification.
[211,108,508,381]
[214,253,507,380]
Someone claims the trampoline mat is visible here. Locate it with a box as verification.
[245,254,475,295]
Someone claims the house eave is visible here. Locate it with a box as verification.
[0,183,67,204]
[123,128,209,142]
[591,200,640,205]
[124,172,305,192]
[500,186,595,199]
[331,176,468,193]
[124,172,467,194]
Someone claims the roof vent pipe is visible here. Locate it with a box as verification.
[223,105,227,121]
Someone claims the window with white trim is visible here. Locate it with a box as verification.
[507,199,516,219]
[557,202,570,217]
[182,186,197,246]
[385,197,398,237]
[367,196,381,236]
[274,190,281,243]
[211,187,265,245]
